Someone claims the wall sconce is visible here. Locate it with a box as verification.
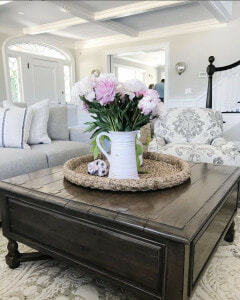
[91,69,100,77]
[175,62,186,75]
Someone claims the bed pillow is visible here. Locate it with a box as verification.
[3,99,51,145]
[0,107,33,149]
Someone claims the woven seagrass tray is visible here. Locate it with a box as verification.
[63,152,191,192]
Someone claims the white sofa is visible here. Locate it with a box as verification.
[148,108,240,166]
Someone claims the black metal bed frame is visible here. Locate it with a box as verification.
[206,56,240,108]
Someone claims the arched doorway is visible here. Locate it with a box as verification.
[4,38,75,105]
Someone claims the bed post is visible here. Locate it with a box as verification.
[206,56,216,108]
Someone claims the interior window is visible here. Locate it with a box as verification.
[115,65,146,83]
[8,42,67,60]
[64,65,71,103]
[8,56,22,102]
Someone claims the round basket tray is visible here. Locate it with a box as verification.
[63,152,191,192]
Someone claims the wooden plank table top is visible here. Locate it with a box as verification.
[1,162,240,243]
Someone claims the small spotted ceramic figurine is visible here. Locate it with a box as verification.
[88,159,109,177]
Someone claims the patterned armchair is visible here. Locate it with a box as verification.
[148,108,240,166]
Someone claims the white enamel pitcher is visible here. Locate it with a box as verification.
[96,131,139,179]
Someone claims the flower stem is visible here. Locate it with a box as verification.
[132,113,140,131]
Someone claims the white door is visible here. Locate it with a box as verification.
[25,58,64,105]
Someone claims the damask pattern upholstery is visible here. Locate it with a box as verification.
[148,108,240,166]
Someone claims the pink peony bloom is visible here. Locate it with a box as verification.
[138,89,164,116]
[95,79,116,106]
[143,89,160,102]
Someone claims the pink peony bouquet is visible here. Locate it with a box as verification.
[72,73,167,138]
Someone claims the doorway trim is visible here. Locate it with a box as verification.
[103,42,169,105]
[2,36,75,102]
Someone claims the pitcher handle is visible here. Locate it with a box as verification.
[96,132,111,163]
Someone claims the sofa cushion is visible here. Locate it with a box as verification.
[148,139,240,167]
[48,106,69,140]
[154,108,223,144]
[0,148,48,180]
[31,140,90,167]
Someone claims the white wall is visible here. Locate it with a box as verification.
[75,2,240,101]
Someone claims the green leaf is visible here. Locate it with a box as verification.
[84,122,98,133]
[146,134,151,147]
[136,143,143,155]
[136,155,140,173]
[99,135,106,148]
[135,137,143,173]
[89,137,97,154]
[93,144,99,159]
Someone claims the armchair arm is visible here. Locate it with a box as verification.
[69,127,92,143]
[211,137,239,153]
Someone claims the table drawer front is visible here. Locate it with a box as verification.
[192,184,238,285]
[7,198,165,294]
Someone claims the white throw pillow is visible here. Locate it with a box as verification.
[28,99,51,144]
[3,99,51,145]
[0,107,33,149]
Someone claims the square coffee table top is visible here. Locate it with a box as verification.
[1,162,240,243]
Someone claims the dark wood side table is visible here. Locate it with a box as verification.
[0,162,239,300]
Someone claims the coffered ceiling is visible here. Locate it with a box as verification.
[0,1,233,48]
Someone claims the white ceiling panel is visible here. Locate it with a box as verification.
[53,22,120,40]
[113,2,213,31]
[80,1,139,12]
[0,1,72,28]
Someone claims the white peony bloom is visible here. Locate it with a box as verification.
[121,79,147,100]
[85,90,95,102]
[72,75,96,102]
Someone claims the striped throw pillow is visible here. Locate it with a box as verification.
[0,107,33,149]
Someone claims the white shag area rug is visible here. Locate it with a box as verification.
[0,213,240,300]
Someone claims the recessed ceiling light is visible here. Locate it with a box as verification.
[17,11,24,15]
[59,7,68,13]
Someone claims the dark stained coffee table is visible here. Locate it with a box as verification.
[0,162,239,300]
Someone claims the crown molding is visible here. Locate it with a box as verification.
[94,1,187,21]
[75,19,226,49]
[23,17,87,35]
[97,20,138,37]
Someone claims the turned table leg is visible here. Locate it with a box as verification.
[224,221,235,243]
[6,239,21,269]
[5,239,52,269]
